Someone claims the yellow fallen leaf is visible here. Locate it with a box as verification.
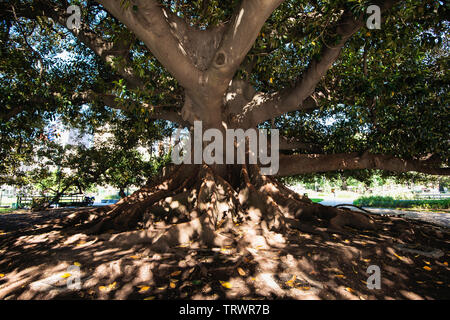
[299,286,310,291]
[250,277,256,281]
[393,252,404,260]
[423,266,432,271]
[443,262,448,266]
[73,262,81,267]
[76,240,86,247]
[138,286,150,293]
[100,282,117,292]
[345,287,355,293]
[237,268,246,276]
[169,282,176,289]
[130,255,140,259]
[170,270,182,277]
[269,78,273,84]
[335,274,345,278]
[424,261,430,265]
[60,273,72,279]
[0,274,5,278]
[100,282,117,291]
[285,281,294,287]
[219,281,232,289]
[435,281,443,285]
[144,296,155,300]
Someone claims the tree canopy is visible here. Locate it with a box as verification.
[0,0,448,182]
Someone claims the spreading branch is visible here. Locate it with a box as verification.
[73,90,187,126]
[277,152,449,176]
[236,0,398,127]
[96,0,202,91]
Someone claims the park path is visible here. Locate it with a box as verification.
[318,198,450,228]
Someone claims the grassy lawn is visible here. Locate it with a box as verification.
[0,208,14,214]
[310,198,324,203]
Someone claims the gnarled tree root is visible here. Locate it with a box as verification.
[60,164,379,252]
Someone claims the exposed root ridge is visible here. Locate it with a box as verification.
[59,164,380,252]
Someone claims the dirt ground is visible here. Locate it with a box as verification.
[0,208,449,300]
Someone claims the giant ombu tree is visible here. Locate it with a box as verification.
[1,0,448,251]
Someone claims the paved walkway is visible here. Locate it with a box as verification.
[318,199,450,228]
[361,208,450,228]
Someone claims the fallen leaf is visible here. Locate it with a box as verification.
[0,274,5,278]
[138,286,150,293]
[170,270,182,277]
[393,252,404,260]
[219,281,232,289]
[237,268,246,276]
[73,262,81,267]
[443,262,448,266]
[335,274,345,278]
[424,261,430,265]
[423,266,432,271]
[299,286,310,291]
[169,282,176,289]
[60,273,72,279]
[129,255,140,259]
[285,281,294,288]
[345,287,355,293]
[144,296,155,300]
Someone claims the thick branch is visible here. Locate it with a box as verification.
[74,91,187,126]
[96,0,202,91]
[276,152,450,176]
[206,0,283,90]
[237,0,398,127]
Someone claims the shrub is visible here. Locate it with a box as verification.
[353,196,450,209]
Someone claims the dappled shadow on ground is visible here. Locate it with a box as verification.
[0,209,449,300]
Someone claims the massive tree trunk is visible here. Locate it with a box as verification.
[55,0,447,252]
[63,159,379,253]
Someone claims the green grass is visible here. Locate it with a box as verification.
[310,198,324,203]
[353,196,450,209]
[0,208,14,214]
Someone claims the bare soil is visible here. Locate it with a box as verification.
[0,207,449,300]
